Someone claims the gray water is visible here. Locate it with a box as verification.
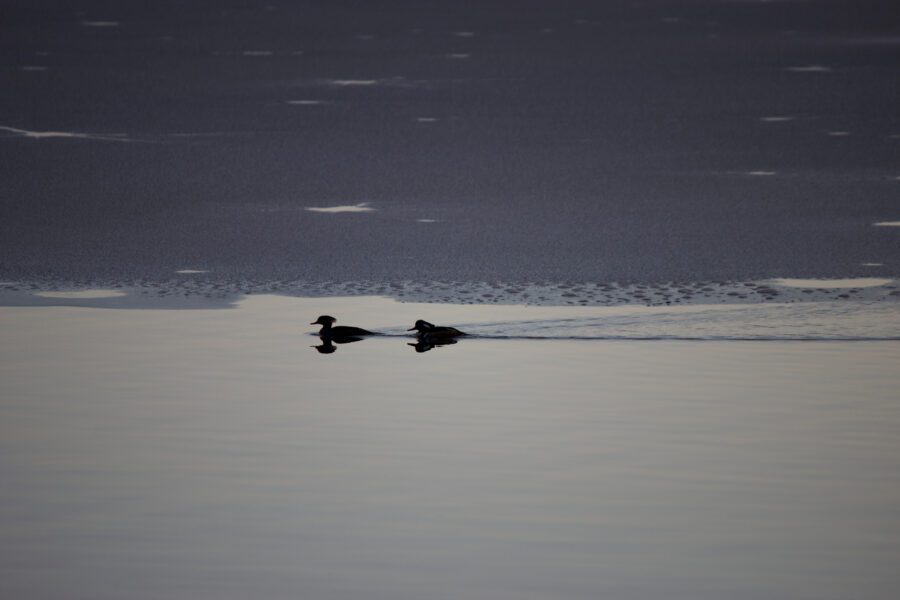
[2,297,899,599]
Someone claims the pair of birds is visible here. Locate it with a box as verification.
[310,315,466,341]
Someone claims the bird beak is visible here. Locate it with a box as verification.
[407,327,416,331]
[310,321,318,325]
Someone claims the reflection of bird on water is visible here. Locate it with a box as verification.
[311,315,377,338]
[312,336,367,354]
[407,319,467,341]
[313,339,338,354]
[408,338,458,353]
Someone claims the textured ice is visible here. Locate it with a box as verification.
[1,0,898,296]
[4,278,898,311]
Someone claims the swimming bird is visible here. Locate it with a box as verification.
[311,315,376,338]
[407,319,467,339]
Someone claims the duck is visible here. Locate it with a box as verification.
[407,319,467,339]
[311,315,377,338]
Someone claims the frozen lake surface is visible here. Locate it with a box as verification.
[2,0,899,284]
[2,296,899,599]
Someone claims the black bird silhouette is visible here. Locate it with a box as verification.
[407,319,467,340]
[311,315,377,338]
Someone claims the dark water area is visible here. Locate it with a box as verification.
[1,0,899,283]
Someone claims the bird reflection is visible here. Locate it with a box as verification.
[312,335,365,354]
[408,338,459,353]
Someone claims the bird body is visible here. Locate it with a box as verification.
[407,319,467,339]
[311,315,376,338]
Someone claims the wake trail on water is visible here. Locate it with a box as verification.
[378,303,900,342]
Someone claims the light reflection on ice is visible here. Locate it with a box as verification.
[770,278,892,289]
[0,125,131,143]
[306,203,375,213]
[786,65,831,72]
[295,77,420,88]
[35,290,127,299]
[330,79,379,86]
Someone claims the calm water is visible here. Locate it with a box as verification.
[2,296,899,599]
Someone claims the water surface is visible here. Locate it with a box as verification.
[2,297,899,599]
